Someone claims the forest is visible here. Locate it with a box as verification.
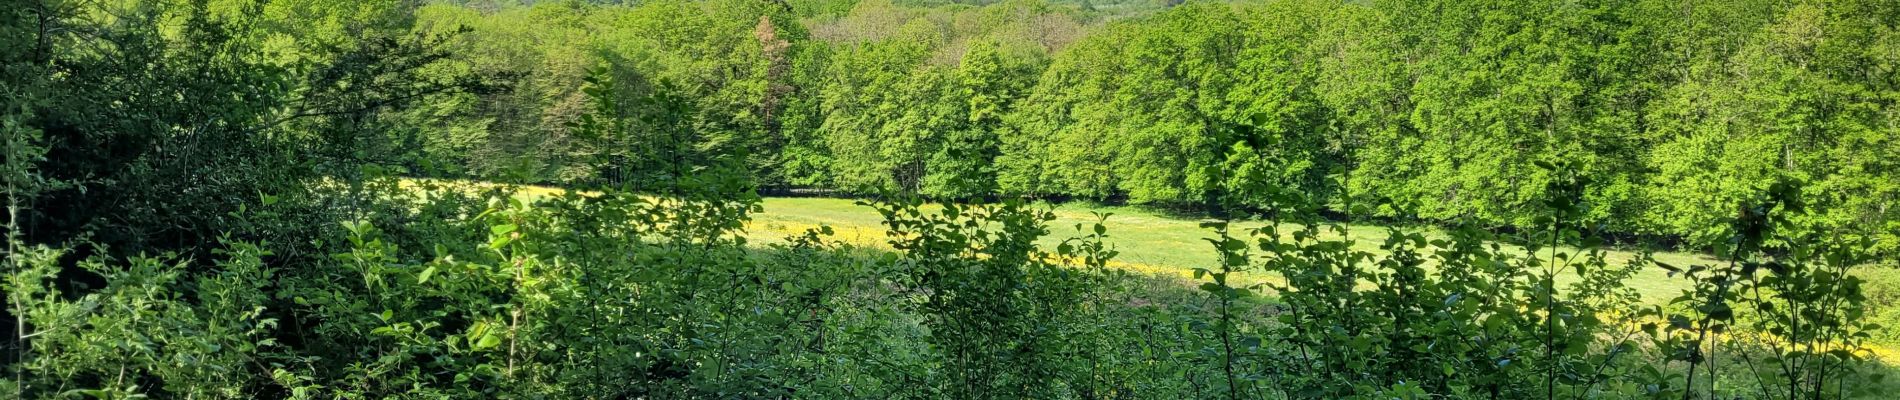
[3,0,1899,398]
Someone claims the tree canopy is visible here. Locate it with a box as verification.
[392,0,1900,252]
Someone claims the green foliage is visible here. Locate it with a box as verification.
[387,0,1900,252]
[411,0,805,186]
[1181,162,1653,398]
[6,241,278,399]
[866,197,1121,396]
[1656,178,1891,399]
[5,0,492,259]
[4,168,1892,399]
[3,0,1898,399]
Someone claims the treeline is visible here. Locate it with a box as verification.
[405,0,1900,252]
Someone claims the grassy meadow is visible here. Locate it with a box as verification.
[745,197,1716,301]
[498,182,1716,303]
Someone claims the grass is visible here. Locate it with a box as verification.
[440,179,1790,305]
[743,196,1716,303]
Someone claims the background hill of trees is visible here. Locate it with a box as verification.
[397,0,1899,255]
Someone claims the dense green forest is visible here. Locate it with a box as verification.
[402,0,1899,253]
[3,0,1899,399]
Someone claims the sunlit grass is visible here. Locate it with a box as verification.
[435,178,1708,303]
[741,196,1716,303]
[400,179,1880,308]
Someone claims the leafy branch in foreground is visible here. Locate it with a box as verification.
[1661,178,1889,399]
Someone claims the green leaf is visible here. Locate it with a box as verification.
[419,266,437,284]
[67,389,111,399]
[1199,282,1225,294]
[1249,112,1271,127]
[1706,304,1733,320]
[476,330,503,350]
[467,321,504,351]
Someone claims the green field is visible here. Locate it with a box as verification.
[505,184,1721,303]
[742,196,1719,303]
[486,178,1728,304]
